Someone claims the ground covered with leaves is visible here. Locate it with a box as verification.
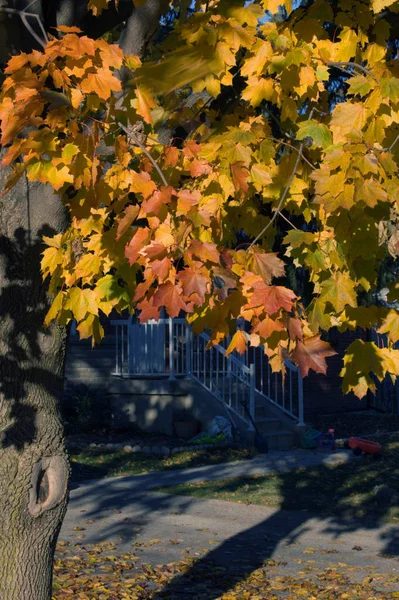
[53,540,399,599]
[69,446,256,480]
[156,435,399,523]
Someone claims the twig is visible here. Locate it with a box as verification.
[325,61,378,82]
[269,136,316,170]
[277,211,298,230]
[0,6,48,48]
[248,141,304,249]
[118,122,168,187]
[387,133,399,153]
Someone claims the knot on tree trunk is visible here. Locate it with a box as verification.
[28,455,68,518]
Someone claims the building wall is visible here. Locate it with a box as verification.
[303,329,369,419]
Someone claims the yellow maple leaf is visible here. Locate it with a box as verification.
[66,287,99,323]
[330,102,369,142]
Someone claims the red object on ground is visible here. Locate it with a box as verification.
[348,437,382,455]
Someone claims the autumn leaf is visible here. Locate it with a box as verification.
[88,0,110,16]
[55,25,83,33]
[163,146,179,167]
[130,171,157,199]
[319,272,357,313]
[80,68,122,100]
[253,315,284,339]
[225,329,249,356]
[340,339,398,398]
[77,314,104,344]
[247,249,285,284]
[231,162,249,194]
[137,297,161,321]
[125,228,151,265]
[296,119,332,149]
[44,291,65,326]
[250,282,296,315]
[291,335,337,377]
[186,240,220,264]
[152,282,187,318]
[287,317,303,341]
[116,205,140,240]
[377,310,399,344]
[65,288,98,323]
[178,268,208,299]
[135,86,157,124]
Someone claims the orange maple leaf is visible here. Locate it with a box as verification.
[253,315,284,338]
[178,268,208,298]
[125,228,150,265]
[250,282,296,315]
[141,186,173,215]
[116,205,140,240]
[135,85,157,124]
[231,161,249,195]
[186,240,220,264]
[247,249,286,284]
[291,335,337,377]
[81,67,121,100]
[153,282,187,318]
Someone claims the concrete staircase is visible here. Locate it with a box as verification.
[63,327,300,449]
[254,398,298,450]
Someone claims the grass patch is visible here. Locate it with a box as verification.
[155,434,399,523]
[69,446,256,481]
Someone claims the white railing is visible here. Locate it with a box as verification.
[190,330,256,428]
[250,346,304,425]
[111,317,189,378]
[111,318,303,426]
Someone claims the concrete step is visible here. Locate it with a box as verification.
[262,429,297,451]
[67,348,115,361]
[254,417,282,432]
[65,360,116,371]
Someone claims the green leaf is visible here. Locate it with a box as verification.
[296,120,332,149]
[319,272,357,313]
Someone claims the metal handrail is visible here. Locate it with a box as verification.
[110,317,303,427]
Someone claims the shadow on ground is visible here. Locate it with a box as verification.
[66,445,399,598]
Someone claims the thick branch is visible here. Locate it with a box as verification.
[118,0,170,59]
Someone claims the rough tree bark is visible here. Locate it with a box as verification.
[0,164,70,600]
[0,1,170,598]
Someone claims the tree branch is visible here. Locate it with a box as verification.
[269,136,316,170]
[118,122,168,187]
[118,0,170,60]
[0,6,48,48]
[326,61,378,82]
[387,133,399,153]
[248,142,304,249]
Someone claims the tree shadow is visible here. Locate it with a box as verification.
[65,445,399,597]
[153,453,399,597]
[0,222,66,449]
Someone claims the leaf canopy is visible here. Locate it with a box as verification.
[2,0,399,396]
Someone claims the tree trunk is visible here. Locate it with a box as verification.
[0,157,70,600]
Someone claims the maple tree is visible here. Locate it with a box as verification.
[1,0,399,597]
[2,0,399,398]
